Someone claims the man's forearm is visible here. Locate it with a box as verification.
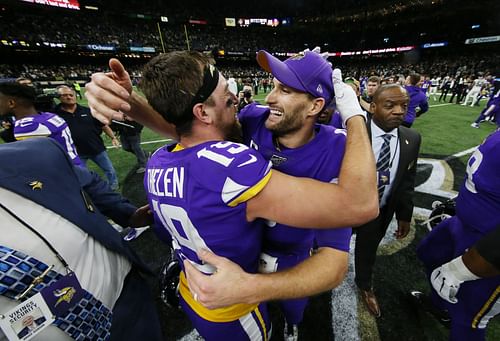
[464,225,500,277]
[462,247,500,278]
[126,91,178,139]
[243,248,348,304]
[102,125,116,138]
[338,116,378,225]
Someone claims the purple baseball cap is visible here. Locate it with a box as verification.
[257,50,334,104]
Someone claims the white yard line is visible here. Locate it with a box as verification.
[429,103,453,108]
[106,138,172,149]
[448,146,478,159]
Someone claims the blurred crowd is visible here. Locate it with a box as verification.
[0,53,497,86]
[1,0,497,54]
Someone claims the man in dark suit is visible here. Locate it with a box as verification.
[354,84,421,317]
[0,138,162,340]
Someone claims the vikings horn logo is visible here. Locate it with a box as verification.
[380,175,389,184]
[54,287,76,307]
[29,181,43,190]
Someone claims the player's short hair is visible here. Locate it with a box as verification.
[0,82,36,103]
[368,76,380,84]
[408,73,421,86]
[139,51,215,136]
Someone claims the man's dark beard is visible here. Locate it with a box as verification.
[269,123,302,138]
[224,120,243,143]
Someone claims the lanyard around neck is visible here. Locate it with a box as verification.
[0,201,71,273]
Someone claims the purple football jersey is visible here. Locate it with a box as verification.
[145,140,272,274]
[487,93,500,120]
[238,103,352,255]
[456,130,500,234]
[14,112,82,165]
[421,80,432,92]
[404,85,428,124]
[329,111,343,129]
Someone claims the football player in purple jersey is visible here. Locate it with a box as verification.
[417,129,500,341]
[0,82,82,166]
[85,51,377,340]
[232,49,352,339]
[403,73,429,128]
[471,79,500,128]
[420,75,432,96]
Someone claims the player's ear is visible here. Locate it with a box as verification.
[370,102,376,113]
[7,98,16,109]
[192,103,212,124]
[309,97,325,117]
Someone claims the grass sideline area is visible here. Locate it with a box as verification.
[1,88,498,340]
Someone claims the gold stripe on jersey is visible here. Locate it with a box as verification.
[253,306,268,340]
[179,271,259,322]
[15,134,50,140]
[472,285,500,329]
[228,170,272,207]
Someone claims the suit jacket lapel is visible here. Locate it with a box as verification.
[392,127,411,190]
[366,116,373,139]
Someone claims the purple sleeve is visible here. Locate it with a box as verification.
[315,227,352,252]
[14,118,51,138]
[419,93,429,114]
[456,131,500,233]
[191,141,272,206]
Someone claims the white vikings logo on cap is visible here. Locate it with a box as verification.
[316,84,323,94]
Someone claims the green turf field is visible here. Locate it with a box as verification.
[2,89,498,340]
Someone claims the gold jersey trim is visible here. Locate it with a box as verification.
[227,170,272,207]
[472,285,500,329]
[179,271,259,322]
[15,134,50,140]
[172,143,185,152]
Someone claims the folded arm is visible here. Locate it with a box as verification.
[184,247,348,309]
